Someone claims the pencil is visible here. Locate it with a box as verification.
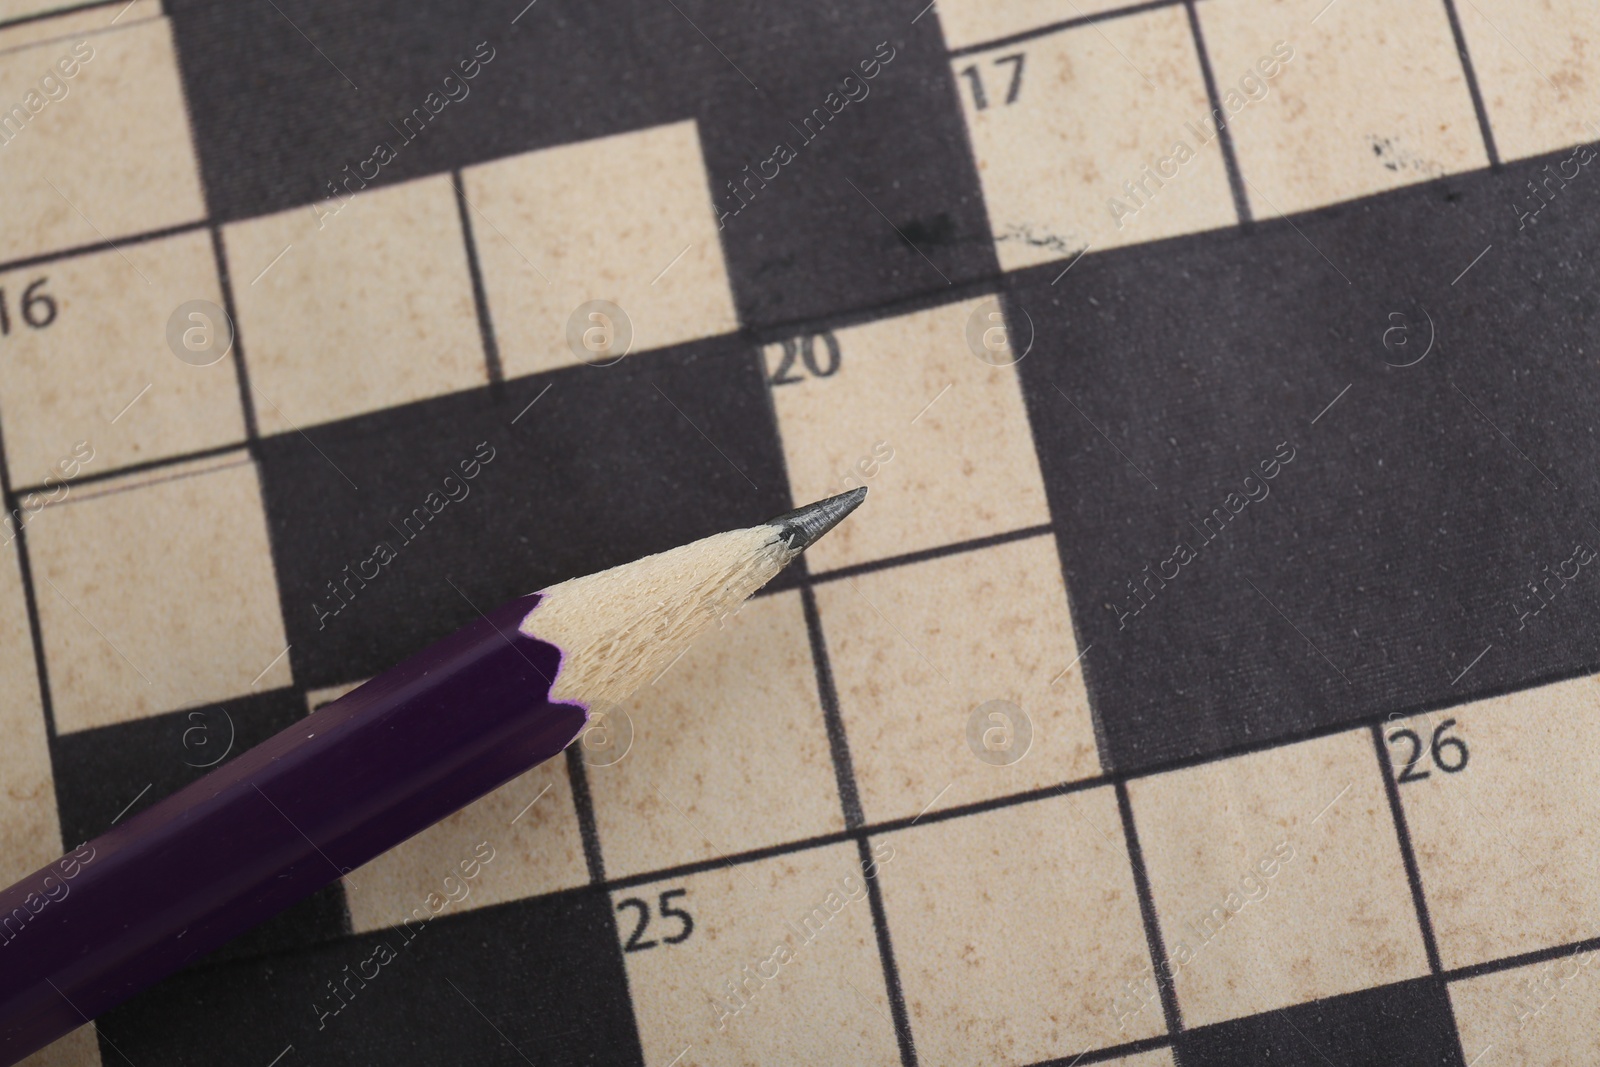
[0,487,867,1065]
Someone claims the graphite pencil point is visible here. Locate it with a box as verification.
[767,487,868,552]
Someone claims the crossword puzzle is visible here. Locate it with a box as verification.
[2,0,1600,1063]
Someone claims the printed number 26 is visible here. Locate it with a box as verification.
[1388,719,1469,783]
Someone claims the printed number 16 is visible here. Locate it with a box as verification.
[0,278,58,336]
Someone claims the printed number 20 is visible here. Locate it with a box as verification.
[616,889,694,952]
[960,52,1025,111]
[769,332,841,386]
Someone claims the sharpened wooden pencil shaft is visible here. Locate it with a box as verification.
[0,493,865,1066]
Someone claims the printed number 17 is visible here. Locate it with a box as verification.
[960,52,1025,111]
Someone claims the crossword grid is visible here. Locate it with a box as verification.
[2,0,1600,1063]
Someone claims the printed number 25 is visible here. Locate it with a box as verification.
[616,889,694,952]
[960,52,1025,111]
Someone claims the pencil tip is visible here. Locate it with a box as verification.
[767,487,868,552]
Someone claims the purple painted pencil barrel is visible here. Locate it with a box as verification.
[0,592,586,1066]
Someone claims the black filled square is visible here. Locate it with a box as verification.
[257,336,791,690]
[51,687,307,854]
[97,886,644,1067]
[164,0,679,219]
[691,0,997,324]
[164,0,994,329]
[1013,147,1600,773]
[1179,977,1465,1067]
[49,687,351,961]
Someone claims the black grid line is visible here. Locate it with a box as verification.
[1445,930,1600,984]
[946,0,1191,60]
[10,440,249,498]
[564,745,608,885]
[0,8,162,63]
[0,219,208,277]
[1029,1032,1173,1067]
[1369,723,1471,1067]
[40,452,251,507]
[1184,0,1252,227]
[1114,780,1187,1063]
[607,826,857,893]
[747,340,867,833]
[0,0,130,34]
[605,774,1109,892]
[452,169,505,389]
[0,413,61,750]
[799,579,866,828]
[1370,722,1447,976]
[1440,0,1501,169]
[803,523,1054,588]
[210,226,261,444]
[745,276,1003,353]
[164,0,252,452]
[858,835,918,1067]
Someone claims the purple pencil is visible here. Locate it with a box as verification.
[0,489,866,1066]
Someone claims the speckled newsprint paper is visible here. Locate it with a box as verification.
[2,0,1599,1063]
